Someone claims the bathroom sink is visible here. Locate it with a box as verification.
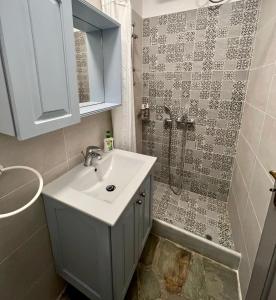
[70,150,147,202]
[43,149,156,225]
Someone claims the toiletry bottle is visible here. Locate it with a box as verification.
[104,131,114,152]
[145,103,150,119]
[141,104,146,120]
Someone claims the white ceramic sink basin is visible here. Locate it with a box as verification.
[71,150,145,203]
[43,149,156,225]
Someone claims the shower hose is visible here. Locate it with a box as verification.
[167,123,187,195]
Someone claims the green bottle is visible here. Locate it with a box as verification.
[104,131,114,152]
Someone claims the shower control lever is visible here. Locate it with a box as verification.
[270,188,276,207]
[186,118,195,126]
[164,118,173,128]
[176,116,185,124]
[176,116,195,128]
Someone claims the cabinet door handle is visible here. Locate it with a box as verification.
[140,192,146,198]
[270,188,276,207]
[136,200,142,205]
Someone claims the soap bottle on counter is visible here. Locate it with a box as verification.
[104,131,114,152]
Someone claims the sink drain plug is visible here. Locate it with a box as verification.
[106,185,116,192]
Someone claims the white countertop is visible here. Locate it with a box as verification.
[43,149,156,226]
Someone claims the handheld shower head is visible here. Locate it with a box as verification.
[164,105,173,128]
[164,105,172,118]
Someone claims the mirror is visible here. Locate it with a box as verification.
[71,0,122,117]
[73,17,105,107]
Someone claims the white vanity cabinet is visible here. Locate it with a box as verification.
[0,0,80,140]
[112,175,152,300]
[44,175,153,300]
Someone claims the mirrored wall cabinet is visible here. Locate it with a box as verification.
[72,0,122,117]
[0,0,122,140]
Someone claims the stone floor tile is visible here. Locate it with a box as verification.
[138,265,161,300]
[140,234,160,266]
[203,258,239,300]
[61,235,240,300]
[182,255,208,300]
[154,240,191,295]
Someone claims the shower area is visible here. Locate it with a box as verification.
[135,0,260,252]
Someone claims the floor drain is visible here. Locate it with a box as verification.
[205,234,213,241]
[106,185,116,192]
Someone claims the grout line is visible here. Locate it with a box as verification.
[235,150,263,232]
[0,159,70,202]
[0,224,46,266]
[240,129,274,185]
[0,177,38,201]
[22,262,62,300]
[62,129,70,171]
[254,72,274,151]
[249,62,276,72]
[42,161,69,183]
[230,176,252,272]
[245,99,276,120]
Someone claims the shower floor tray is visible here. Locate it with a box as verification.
[152,181,235,250]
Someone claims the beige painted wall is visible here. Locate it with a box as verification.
[228,0,276,297]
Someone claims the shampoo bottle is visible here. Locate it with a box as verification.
[104,131,114,152]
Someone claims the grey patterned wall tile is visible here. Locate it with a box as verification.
[142,0,260,202]
[223,60,237,70]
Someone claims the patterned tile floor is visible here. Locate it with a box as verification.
[152,181,235,250]
[61,234,240,300]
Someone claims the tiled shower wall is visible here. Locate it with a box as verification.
[142,0,260,201]
[74,31,90,103]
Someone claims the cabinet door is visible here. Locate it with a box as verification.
[0,0,80,140]
[111,199,138,300]
[0,56,15,136]
[44,197,113,300]
[137,175,153,256]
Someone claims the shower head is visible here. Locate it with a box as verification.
[208,0,230,4]
[197,0,231,9]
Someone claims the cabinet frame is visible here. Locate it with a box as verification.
[0,0,80,140]
[72,0,122,117]
[43,175,153,300]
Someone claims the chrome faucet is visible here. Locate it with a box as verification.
[82,146,102,167]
